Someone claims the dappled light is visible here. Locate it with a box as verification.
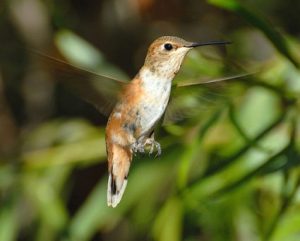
[1,0,300,241]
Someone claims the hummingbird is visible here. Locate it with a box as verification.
[105,36,230,207]
[34,35,236,208]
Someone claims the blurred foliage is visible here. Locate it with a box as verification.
[1,0,300,241]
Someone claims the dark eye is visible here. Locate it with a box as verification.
[164,43,173,51]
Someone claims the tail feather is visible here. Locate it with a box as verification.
[107,144,132,208]
[107,174,128,208]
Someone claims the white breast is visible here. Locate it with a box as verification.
[137,68,172,136]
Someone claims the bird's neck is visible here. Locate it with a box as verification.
[139,66,174,83]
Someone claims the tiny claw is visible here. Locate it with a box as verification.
[149,143,154,155]
[156,143,161,157]
[144,138,161,156]
[132,137,161,156]
[154,142,161,157]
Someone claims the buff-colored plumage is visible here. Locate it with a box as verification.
[34,35,230,208]
[106,36,230,207]
[106,36,195,207]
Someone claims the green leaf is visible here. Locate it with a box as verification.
[23,138,106,168]
[55,29,128,79]
[0,202,18,241]
[22,120,106,168]
[67,180,111,241]
[23,169,69,233]
[207,0,299,68]
[152,197,183,241]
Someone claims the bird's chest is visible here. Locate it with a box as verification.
[136,76,172,134]
[112,70,172,140]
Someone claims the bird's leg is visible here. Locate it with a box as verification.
[131,132,161,156]
[144,131,161,156]
[131,138,146,154]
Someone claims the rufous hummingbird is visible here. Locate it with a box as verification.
[33,35,234,207]
[105,36,230,207]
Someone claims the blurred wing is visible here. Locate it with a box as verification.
[33,51,127,116]
[163,73,252,125]
[176,73,253,87]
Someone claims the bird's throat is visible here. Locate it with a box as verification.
[139,66,173,92]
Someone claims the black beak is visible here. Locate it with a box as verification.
[185,40,231,48]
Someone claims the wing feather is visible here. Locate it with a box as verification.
[32,50,127,116]
[163,73,253,125]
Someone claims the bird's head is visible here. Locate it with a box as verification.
[144,36,230,79]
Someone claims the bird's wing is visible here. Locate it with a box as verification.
[163,73,253,125]
[176,73,253,87]
[34,51,128,116]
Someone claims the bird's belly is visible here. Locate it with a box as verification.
[137,84,171,136]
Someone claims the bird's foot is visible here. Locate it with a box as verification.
[144,137,161,156]
[131,142,145,154]
[131,137,161,156]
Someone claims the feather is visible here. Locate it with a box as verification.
[107,174,128,208]
[30,49,127,116]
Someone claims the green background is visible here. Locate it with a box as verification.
[1,0,300,240]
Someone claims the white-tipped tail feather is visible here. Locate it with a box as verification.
[107,174,128,208]
[106,140,132,207]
